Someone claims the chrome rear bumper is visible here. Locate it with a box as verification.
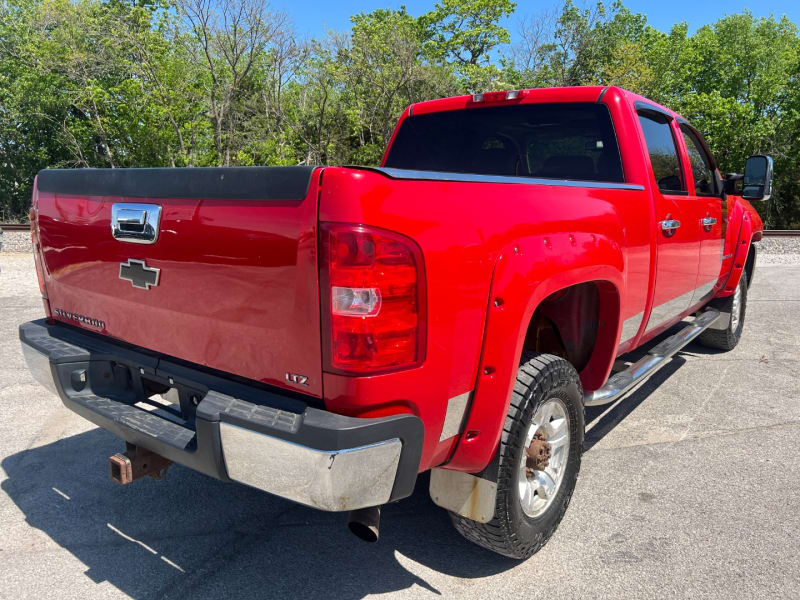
[20,319,423,511]
[220,423,401,511]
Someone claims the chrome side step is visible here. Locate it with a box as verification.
[584,309,720,407]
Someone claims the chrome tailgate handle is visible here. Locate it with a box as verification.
[116,209,146,231]
[111,204,162,244]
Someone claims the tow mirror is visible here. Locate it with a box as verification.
[742,155,773,201]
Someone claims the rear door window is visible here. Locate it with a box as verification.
[384,103,624,183]
[637,113,686,194]
[680,127,718,196]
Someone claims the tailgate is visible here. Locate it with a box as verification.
[34,167,324,397]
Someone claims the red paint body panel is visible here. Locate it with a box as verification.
[720,197,761,295]
[32,86,763,477]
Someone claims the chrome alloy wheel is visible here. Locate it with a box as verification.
[730,280,743,332]
[518,397,570,518]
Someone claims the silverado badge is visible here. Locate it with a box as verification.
[119,259,160,290]
[53,308,105,330]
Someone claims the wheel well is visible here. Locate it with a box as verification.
[744,244,756,288]
[521,282,601,373]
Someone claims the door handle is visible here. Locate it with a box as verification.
[700,216,717,232]
[659,219,681,237]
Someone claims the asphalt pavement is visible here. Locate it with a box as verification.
[1,252,798,599]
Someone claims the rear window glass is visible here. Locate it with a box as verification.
[384,103,624,183]
[681,127,718,196]
[637,113,685,194]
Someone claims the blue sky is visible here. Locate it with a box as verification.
[273,0,800,42]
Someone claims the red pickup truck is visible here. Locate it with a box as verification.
[20,86,771,559]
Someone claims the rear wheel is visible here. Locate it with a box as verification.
[450,353,584,559]
[698,271,748,351]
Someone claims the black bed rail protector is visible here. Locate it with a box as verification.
[36,166,319,201]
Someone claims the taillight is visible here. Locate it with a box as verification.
[320,223,426,375]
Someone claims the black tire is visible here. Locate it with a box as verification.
[698,271,748,351]
[450,353,584,559]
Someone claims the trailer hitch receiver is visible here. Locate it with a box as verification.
[109,445,172,485]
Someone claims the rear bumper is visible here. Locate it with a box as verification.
[20,319,423,511]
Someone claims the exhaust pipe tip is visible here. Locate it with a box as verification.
[347,506,381,543]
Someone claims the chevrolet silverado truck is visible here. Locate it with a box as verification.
[20,86,771,559]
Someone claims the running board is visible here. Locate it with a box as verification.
[584,309,721,407]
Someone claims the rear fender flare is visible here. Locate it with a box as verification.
[445,232,623,472]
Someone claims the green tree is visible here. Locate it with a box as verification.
[672,13,800,226]
[1,0,799,226]
[508,2,800,226]
[340,7,460,163]
[421,0,516,90]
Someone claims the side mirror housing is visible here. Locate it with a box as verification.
[723,173,743,195]
[742,155,773,201]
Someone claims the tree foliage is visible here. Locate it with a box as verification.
[1,0,799,226]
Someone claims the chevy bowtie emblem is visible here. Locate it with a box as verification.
[119,259,160,290]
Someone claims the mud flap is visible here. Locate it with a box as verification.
[429,453,499,523]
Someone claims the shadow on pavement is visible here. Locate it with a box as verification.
[1,427,516,599]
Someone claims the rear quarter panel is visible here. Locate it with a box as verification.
[319,166,650,472]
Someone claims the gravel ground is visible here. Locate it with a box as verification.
[0,231,32,253]
[1,253,800,599]
[757,236,800,265]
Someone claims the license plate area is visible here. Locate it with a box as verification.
[87,359,207,426]
[139,374,207,425]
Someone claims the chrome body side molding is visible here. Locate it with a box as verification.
[439,391,471,441]
[690,279,717,307]
[645,280,717,334]
[619,311,644,344]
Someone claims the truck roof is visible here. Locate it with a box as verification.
[407,85,686,123]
